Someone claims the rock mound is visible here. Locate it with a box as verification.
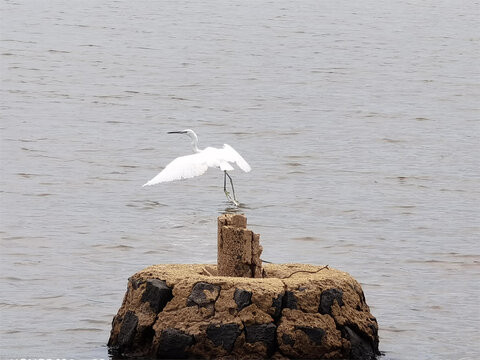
[108,263,379,359]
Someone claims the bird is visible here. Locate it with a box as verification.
[143,129,251,206]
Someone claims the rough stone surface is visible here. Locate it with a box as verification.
[142,279,173,313]
[108,263,380,359]
[156,328,194,359]
[282,291,298,310]
[282,333,295,347]
[217,214,263,277]
[206,323,241,352]
[295,326,325,345]
[245,323,276,356]
[117,311,138,347]
[186,282,220,308]
[272,293,284,319]
[344,325,378,360]
[234,288,252,311]
[319,288,344,314]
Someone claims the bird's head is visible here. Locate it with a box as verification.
[168,129,196,137]
[168,129,199,151]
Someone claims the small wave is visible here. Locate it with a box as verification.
[0,302,35,308]
[64,327,103,333]
[48,49,70,53]
[382,138,404,143]
[381,327,411,333]
[292,236,318,242]
[106,244,134,250]
[36,294,64,300]
[82,319,110,325]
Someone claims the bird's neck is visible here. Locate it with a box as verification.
[191,138,200,153]
[186,131,200,153]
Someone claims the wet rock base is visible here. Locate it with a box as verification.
[108,263,379,359]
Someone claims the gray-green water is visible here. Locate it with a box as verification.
[1,1,479,359]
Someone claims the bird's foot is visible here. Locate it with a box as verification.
[224,191,240,207]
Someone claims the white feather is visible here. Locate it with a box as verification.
[221,144,252,172]
[143,143,251,187]
[143,153,209,186]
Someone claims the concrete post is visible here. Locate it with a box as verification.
[217,214,263,277]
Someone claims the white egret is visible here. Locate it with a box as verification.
[143,129,251,206]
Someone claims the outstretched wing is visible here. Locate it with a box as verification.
[219,144,251,172]
[143,153,209,186]
[143,144,251,187]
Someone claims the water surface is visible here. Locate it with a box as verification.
[1,1,479,359]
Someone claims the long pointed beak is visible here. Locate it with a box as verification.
[167,131,186,134]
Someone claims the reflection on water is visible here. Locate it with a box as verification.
[1,0,479,359]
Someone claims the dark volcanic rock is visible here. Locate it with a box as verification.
[245,323,276,355]
[282,333,295,346]
[141,279,173,313]
[344,325,377,360]
[129,277,143,290]
[369,322,380,354]
[319,288,344,314]
[282,291,298,309]
[295,326,325,345]
[206,323,241,352]
[234,288,252,311]
[272,293,283,319]
[117,311,138,347]
[186,282,220,307]
[157,328,194,359]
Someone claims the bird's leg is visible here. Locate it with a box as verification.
[225,171,239,206]
[223,170,228,196]
[223,171,233,202]
[225,172,237,201]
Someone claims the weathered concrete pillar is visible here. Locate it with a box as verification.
[217,214,263,278]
